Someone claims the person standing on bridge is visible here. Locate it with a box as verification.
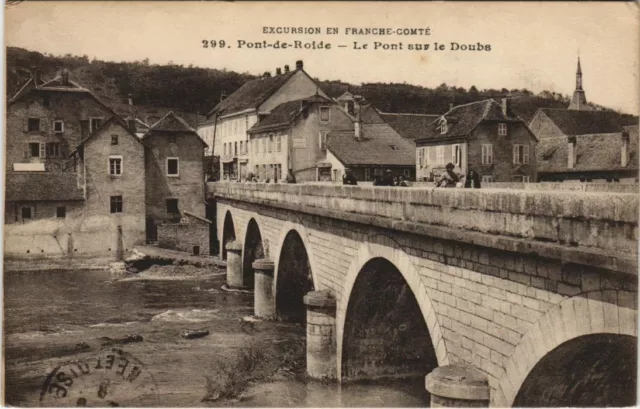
[374,169,395,186]
[436,163,460,188]
[343,168,358,185]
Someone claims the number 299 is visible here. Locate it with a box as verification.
[202,40,226,48]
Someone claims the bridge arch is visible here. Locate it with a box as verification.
[221,210,236,261]
[273,222,318,322]
[336,234,448,381]
[496,290,638,407]
[242,218,265,289]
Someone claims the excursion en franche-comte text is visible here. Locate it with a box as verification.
[201,26,492,52]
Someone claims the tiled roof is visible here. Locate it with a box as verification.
[379,112,440,140]
[5,172,84,202]
[536,125,639,173]
[143,111,208,146]
[417,99,520,142]
[248,95,331,133]
[106,101,205,129]
[327,123,416,166]
[72,116,142,155]
[359,105,387,124]
[537,108,636,136]
[207,70,298,117]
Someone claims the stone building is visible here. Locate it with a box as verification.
[415,98,538,183]
[247,94,354,182]
[198,60,328,181]
[143,111,208,242]
[6,70,117,173]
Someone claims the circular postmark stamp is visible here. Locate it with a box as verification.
[39,348,159,407]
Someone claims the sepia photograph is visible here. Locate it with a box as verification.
[2,1,639,407]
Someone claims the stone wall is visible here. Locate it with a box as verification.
[157,218,210,256]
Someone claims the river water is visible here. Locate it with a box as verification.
[4,269,429,407]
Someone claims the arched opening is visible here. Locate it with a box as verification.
[242,219,264,289]
[342,257,437,381]
[514,333,637,407]
[221,211,236,261]
[275,230,314,323]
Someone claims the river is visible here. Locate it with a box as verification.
[3,268,429,407]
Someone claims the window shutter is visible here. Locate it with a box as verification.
[39,143,46,158]
[39,118,45,133]
[513,145,518,164]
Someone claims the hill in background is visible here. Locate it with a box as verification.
[6,47,636,125]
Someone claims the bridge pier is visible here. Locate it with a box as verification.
[225,241,244,288]
[303,290,337,380]
[425,365,490,407]
[253,258,275,318]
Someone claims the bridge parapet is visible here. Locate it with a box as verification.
[209,182,638,275]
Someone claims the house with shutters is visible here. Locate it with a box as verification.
[414,98,538,183]
[142,112,208,243]
[198,60,328,181]
[4,73,209,257]
[6,70,117,173]
[247,94,354,182]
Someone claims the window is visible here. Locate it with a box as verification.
[168,134,177,144]
[404,169,410,178]
[55,206,66,218]
[240,141,244,155]
[46,142,60,158]
[436,146,445,165]
[166,198,179,215]
[53,120,64,134]
[333,169,338,181]
[110,196,123,214]
[28,143,40,158]
[234,141,238,155]
[167,157,179,176]
[513,175,530,183]
[90,117,103,133]
[28,118,41,133]
[111,134,119,145]
[276,135,282,152]
[365,168,371,181]
[452,144,461,167]
[21,207,32,220]
[319,131,328,151]
[319,106,330,122]
[438,118,448,134]
[513,144,530,165]
[267,135,273,153]
[261,138,266,154]
[481,144,493,165]
[374,168,383,176]
[498,123,507,137]
[109,156,123,176]
[482,175,494,183]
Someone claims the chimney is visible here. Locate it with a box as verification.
[295,60,303,70]
[61,69,70,86]
[262,71,271,78]
[354,100,363,141]
[284,65,290,73]
[501,97,510,116]
[276,67,282,75]
[621,130,630,167]
[567,136,577,169]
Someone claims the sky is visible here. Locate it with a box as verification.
[5,1,640,114]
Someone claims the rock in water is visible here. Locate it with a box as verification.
[181,329,210,339]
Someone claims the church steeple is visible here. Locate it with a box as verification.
[568,55,592,111]
[575,56,583,90]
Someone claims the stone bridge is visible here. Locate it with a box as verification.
[208,182,638,407]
